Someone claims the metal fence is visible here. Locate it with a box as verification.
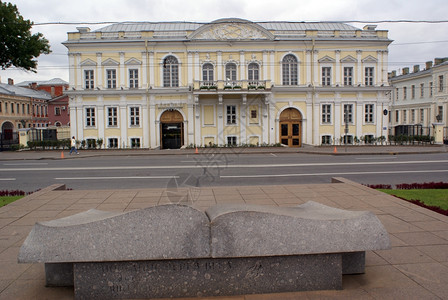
[0,132,19,151]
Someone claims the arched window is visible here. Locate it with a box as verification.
[202,63,214,83]
[282,54,298,85]
[248,63,259,82]
[225,63,237,82]
[163,56,179,87]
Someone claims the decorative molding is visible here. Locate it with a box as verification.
[125,58,142,65]
[189,20,274,40]
[102,58,119,66]
[80,58,97,67]
[362,55,378,63]
[318,55,336,63]
[340,55,357,63]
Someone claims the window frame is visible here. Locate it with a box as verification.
[129,106,140,127]
[364,67,374,86]
[248,62,259,81]
[84,70,94,89]
[321,104,332,124]
[202,63,214,83]
[343,67,353,86]
[364,104,374,124]
[321,67,331,86]
[85,107,96,128]
[163,55,179,87]
[106,69,117,89]
[343,104,354,124]
[282,54,298,86]
[129,69,139,89]
[225,63,237,81]
[226,105,237,125]
[107,107,118,127]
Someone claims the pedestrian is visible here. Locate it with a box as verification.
[69,136,79,155]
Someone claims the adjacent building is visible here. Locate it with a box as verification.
[389,58,448,139]
[64,18,392,149]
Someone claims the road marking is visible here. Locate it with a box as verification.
[270,153,277,157]
[220,169,448,178]
[55,176,179,180]
[1,160,447,172]
[0,178,15,181]
[355,157,397,160]
[3,163,48,166]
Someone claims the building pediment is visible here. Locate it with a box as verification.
[318,55,336,63]
[125,58,142,65]
[189,18,274,41]
[340,55,357,63]
[80,58,97,66]
[102,58,119,66]
[362,55,377,63]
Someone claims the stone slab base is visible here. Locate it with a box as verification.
[74,254,342,299]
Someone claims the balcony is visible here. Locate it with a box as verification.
[194,80,271,92]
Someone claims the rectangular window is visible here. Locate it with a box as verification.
[11,103,14,113]
[395,110,399,123]
[403,87,407,100]
[321,135,332,145]
[22,104,25,114]
[343,67,353,86]
[17,104,20,114]
[411,85,415,99]
[396,88,399,100]
[365,67,374,86]
[411,109,415,123]
[107,69,117,89]
[226,105,236,125]
[55,107,61,116]
[322,67,331,86]
[365,104,374,123]
[438,106,444,121]
[130,107,140,126]
[108,107,118,127]
[108,138,118,148]
[27,104,30,114]
[130,138,141,148]
[227,136,237,146]
[420,83,424,98]
[420,109,424,123]
[343,104,353,124]
[439,75,444,92]
[84,70,94,89]
[343,135,353,145]
[129,69,138,88]
[430,82,433,96]
[85,107,95,127]
[403,110,407,123]
[0,102,2,112]
[321,104,331,123]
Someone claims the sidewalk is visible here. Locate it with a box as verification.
[0,144,446,160]
[0,178,447,299]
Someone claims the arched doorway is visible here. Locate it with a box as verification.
[160,110,184,149]
[1,122,14,141]
[279,108,302,147]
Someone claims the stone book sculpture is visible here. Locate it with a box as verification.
[18,202,390,299]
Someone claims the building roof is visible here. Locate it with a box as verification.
[0,83,52,100]
[95,20,360,33]
[16,78,69,87]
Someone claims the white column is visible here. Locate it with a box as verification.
[262,51,268,80]
[376,51,382,86]
[335,50,341,86]
[382,51,389,85]
[306,99,313,144]
[142,100,149,148]
[356,95,363,138]
[239,51,245,81]
[75,54,82,89]
[334,102,341,141]
[194,52,200,82]
[262,96,269,144]
[194,97,201,146]
[187,51,193,85]
[270,51,275,85]
[149,52,155,87]
[149,97,156,148]
[69,97,77,137]
[120,96,127,148]
[76,98,84,140]
[96,53,103,89]
[313,50,319,85]
[217,51,223,81]
[376,99,383,137]
[97,96,104,143]
[187,95,194,145]
[141,52,148,89]
[240,95,247,144]
[313,99,320,145]
[306,50,312,85]
[356,50,362,85]
[69,54,76,88]
[217,95,224,145]
[119,52,125,88]
[269,96,276,144]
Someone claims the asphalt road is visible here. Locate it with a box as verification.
[1,153,447,192]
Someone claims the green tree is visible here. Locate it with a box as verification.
[0,1,51,72]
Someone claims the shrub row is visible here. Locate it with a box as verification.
[396,182,448,189]
[27,139,70,150]
[0,190,26,196]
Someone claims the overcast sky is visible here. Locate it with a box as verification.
[1,0,448,84]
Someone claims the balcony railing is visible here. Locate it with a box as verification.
[196,80,270,91]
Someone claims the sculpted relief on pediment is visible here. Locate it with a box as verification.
[191,23,272,40]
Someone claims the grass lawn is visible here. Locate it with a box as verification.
[379,189,448,210]
[0,196,24,208]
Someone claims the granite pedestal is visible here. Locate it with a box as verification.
[18,202,391,299]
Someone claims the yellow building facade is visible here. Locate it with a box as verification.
[64,19,392,149]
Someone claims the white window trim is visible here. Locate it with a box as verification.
[320,134,333,145]
[321,64,333,86]
[363,103,375,125]
[106,106,119,128]
[225,135,238,146]
[105,68,118,89]
[129,136,142,148]
[247,104,261,126]
[129,106,141,128]
[342,64,355,86]
[107,136,120,149]
[280,53,300,86]
[128,68,140,89]
[342,103,355,125]
[84,107,96,129]
[320,103,333,125]
[363,64,376,86]
[225,104,238,126]
[159,54,182,88]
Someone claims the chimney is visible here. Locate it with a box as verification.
[426,61,433,69]
[434,58,443,65]
[390,70,396,78]
[413,65,420,73]
[402,67,409,75]
[8,78,14,85]
[30,82,37,90]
